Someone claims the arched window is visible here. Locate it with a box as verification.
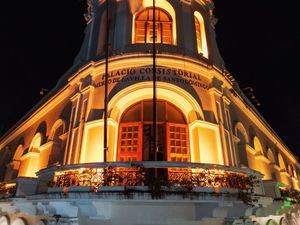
[293,167,298,179]
[135,8,173,44]
[48,119,66,166]
[194,11,208,58]
[278,153,287,171]
[18,133,43,178]
[253,136,264,155]
[29,133,42,152]
[49,119,66,142]
[118,100,189,162]
[267,148,275,163]
[5,144,24,179]
[288,165,293,175]
[234,122,249,167]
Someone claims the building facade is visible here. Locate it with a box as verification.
[0,0,300,225]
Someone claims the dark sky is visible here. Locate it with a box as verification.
[0,1,299,156]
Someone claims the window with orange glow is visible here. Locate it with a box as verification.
[194,12,208,58]
[135,8,173,44]
[117,100,189,162]
[167,123,190,162]
[194,16,203,54]
[118,123,143,162]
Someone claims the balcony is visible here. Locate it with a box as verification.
[35,162,262,199]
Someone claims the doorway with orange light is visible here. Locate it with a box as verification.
[117,100,190,162]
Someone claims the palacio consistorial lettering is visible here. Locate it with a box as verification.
[0,1,299,225]
[94,67,209,89]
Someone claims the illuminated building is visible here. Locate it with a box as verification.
[0,0,300,224]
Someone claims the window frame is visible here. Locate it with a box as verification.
[134,7,173,45]
[194,11,208,58]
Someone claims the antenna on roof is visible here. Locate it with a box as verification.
[40,88,49,95]
[242,87,261,107]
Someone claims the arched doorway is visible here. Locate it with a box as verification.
[48,119,66,166]
[234,122,249,167]
[117,100,190,162]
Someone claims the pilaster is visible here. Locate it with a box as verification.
[209,87,231,166]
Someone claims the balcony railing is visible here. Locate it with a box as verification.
[37,162,262,195]
[0,182,16,199]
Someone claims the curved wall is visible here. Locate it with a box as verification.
[0,0,299,191]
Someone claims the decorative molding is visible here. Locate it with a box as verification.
[210,13,218,29]
[85,0,102,23]
[209,87,223,97]
[222,95,231,105]
[80,84,95,95]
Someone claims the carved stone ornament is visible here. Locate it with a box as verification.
[210,13,218,29]
[84,0,102,22]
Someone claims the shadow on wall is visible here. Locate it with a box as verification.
[59,102,72,128]
[36,121,47,144]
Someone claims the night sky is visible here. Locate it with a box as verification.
[0,1,299,157]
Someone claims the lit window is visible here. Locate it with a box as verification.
[194,12,208,58]
[253,136,263,155]
[167,124,190,162]
[195,17,203,53]
[118,123,142,162]
[135,8,173,44]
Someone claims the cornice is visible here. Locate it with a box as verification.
[209,87,222,97]
[68,53,232,90]
[222,96,231,105]
[80,85,95,95]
